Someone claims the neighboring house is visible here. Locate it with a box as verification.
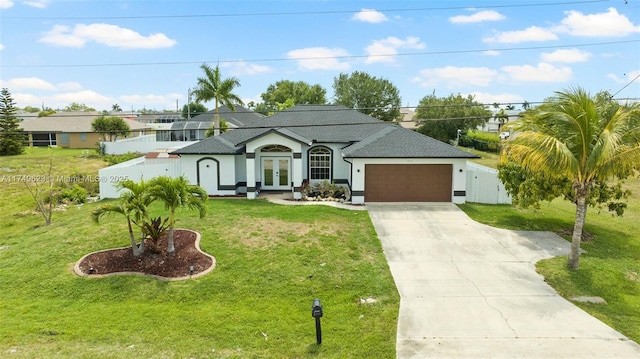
[397,107,419,130]
[479,109,521,132]
[157,106,265,142]
[19,111,150,148]
[169,104,478,204]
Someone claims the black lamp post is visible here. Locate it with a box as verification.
[311,298,323,345]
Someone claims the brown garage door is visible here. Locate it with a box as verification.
[365,164,452,202]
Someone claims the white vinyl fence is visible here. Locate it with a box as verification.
[99,156,182,198]
[466,162,512,204]
[102,135,196,155]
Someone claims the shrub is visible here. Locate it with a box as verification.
[102,152,143,166]
[57,184,88,204]
[301,180,350,201]
[459,132,502,153]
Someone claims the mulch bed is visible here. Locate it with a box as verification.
[76,229,214,279]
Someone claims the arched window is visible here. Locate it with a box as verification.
[261,144,292,152]
[309,146,332,180]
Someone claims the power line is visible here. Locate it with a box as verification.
[3,39,637,69]
[2,0,610,20]
[611,74,640,98]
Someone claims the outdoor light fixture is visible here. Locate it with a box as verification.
[189,265,194,275]
[88,267,95,274]
[311,298,323,345]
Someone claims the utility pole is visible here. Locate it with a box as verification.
[187,88,191,120]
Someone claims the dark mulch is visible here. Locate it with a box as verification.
[77,229,213,278]
[555,228,594,243]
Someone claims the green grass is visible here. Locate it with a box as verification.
[459,176,640,343]
[0,149,399,358]
[462,147,500,169]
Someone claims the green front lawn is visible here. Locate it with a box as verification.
[459,176,640,343]
[0,149,399,358]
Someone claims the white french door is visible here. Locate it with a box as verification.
[261,157,290,190]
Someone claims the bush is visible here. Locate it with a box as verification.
[57,184,88,204]
[102,152,143,166]
[66,171,100,196]
[459,132,502,153]
[301,180,350,201]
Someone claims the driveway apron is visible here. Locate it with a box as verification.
[367,202,640,359]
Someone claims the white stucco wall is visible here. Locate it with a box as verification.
[179,154,237,196]
[348,158,468,204]
[245,133,304,153]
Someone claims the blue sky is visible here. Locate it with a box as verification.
[1,0,639,112]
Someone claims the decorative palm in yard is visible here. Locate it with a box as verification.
[147,176,208,255]
[192,63,244,136]
[91,180,152,256]
[501,87,640,269]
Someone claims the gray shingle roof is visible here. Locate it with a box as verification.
[188,106,264,127]
[19,112,150,132]
[174,105,479,159]
[342,126,478,158]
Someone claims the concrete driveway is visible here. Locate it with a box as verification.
[367,203,640,359]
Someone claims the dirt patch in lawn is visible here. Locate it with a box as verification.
[229,218,343,248]
[74,229,215,280]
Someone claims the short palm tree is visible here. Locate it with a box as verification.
[502,87,640,269]
[192,63,244,136]
[147,176,208,254]
[91,180,151,257]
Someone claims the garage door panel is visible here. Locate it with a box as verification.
[365,164,452,202]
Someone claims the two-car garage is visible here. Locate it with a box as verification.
[364,164,453,202]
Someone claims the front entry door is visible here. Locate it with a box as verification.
[262,157,290,190]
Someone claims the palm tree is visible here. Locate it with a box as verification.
[192,63,244,136]
[502,87,640,269]
[494,108,510,130]
[91,180,151,257]
[147,176,208,254]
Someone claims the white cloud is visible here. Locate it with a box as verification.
[222,60,273,76]
[39,23,177,49]
[449,10,505,24]
[501,63,572,83]
[600,52,620,58]
[51,90,113,107]
[119,93,183,107]
[483,26,558,43]
[540,49,591,63]
[0,43,4,51]
[483,50,500,56]
[352,9,388,23]
[470,92,524,106]
[412,66,497,88]
[0,0,14,9]
[286,47,351,71]
[607,69,640,84]
[23,0,49,8]
[56,82,84,91]
[39,25,88,48]
[0,77,56,90]
[0,77,84,92]
[557,7,640,37]
[365,36,425,64]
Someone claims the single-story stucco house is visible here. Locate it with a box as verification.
[19,111,150,148]
[170,104,478,204]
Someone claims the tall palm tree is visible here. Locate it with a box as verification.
[192,63,244,136]
[502,87,640,269]
[91,180,151,257]
[147,176,208,254]
[494,108,510,130]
